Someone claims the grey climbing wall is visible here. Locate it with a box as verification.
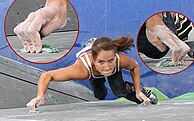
[5,0,78,36]
[0,56,96,109]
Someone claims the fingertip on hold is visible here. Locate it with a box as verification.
[35,47,42,53]
[29,45,35,53]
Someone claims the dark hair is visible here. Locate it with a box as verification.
[92,35,134,60]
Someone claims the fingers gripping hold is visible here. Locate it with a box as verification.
[26,96,44,113]
[13,6,60,53]
[147,25,191,66]
[136,92,150,107]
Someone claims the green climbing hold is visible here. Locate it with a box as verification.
[41,44,59,53]
[149,87,169,100]
[47,93,58,104]
[171,92,194,100]
[35,109,40,113]
[156,59,173,67]
[111,97,131,103]
[20,44,59,53]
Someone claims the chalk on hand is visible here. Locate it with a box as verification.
[20,44,59,53]
[29,109,40,113]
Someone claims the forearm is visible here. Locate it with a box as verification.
[37,72,53,97]
[130,63,141,93]
[45,0,67,7]
[44,0,68,29]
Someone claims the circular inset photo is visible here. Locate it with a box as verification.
[5,0,79,63]
[137,11,194,74]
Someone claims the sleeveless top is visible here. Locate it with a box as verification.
[76,45,120,80]
[174,13,193,41]
[162,12,193,41]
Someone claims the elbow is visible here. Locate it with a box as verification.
[132,61,140,71]
[40,72,53,82]
[134,61,139,68]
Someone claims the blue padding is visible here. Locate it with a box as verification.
[0,0,194,99]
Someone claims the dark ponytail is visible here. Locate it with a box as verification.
[113,34,134,52]
[92,35,134,60]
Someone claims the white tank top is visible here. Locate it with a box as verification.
[76,46,120,79]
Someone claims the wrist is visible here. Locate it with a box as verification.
[37,93,45,98]
[136,89,142,94]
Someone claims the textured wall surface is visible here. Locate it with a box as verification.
[0,56,96,109]
[0,0,194,100]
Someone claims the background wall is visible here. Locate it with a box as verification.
[0,0,194,99]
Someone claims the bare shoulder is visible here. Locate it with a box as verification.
[117,53,138,70]
[74,53,94,77]
[75,58,90,75]
[76,53,94,65]
[146,13,164,28]
[45,58,90,81]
